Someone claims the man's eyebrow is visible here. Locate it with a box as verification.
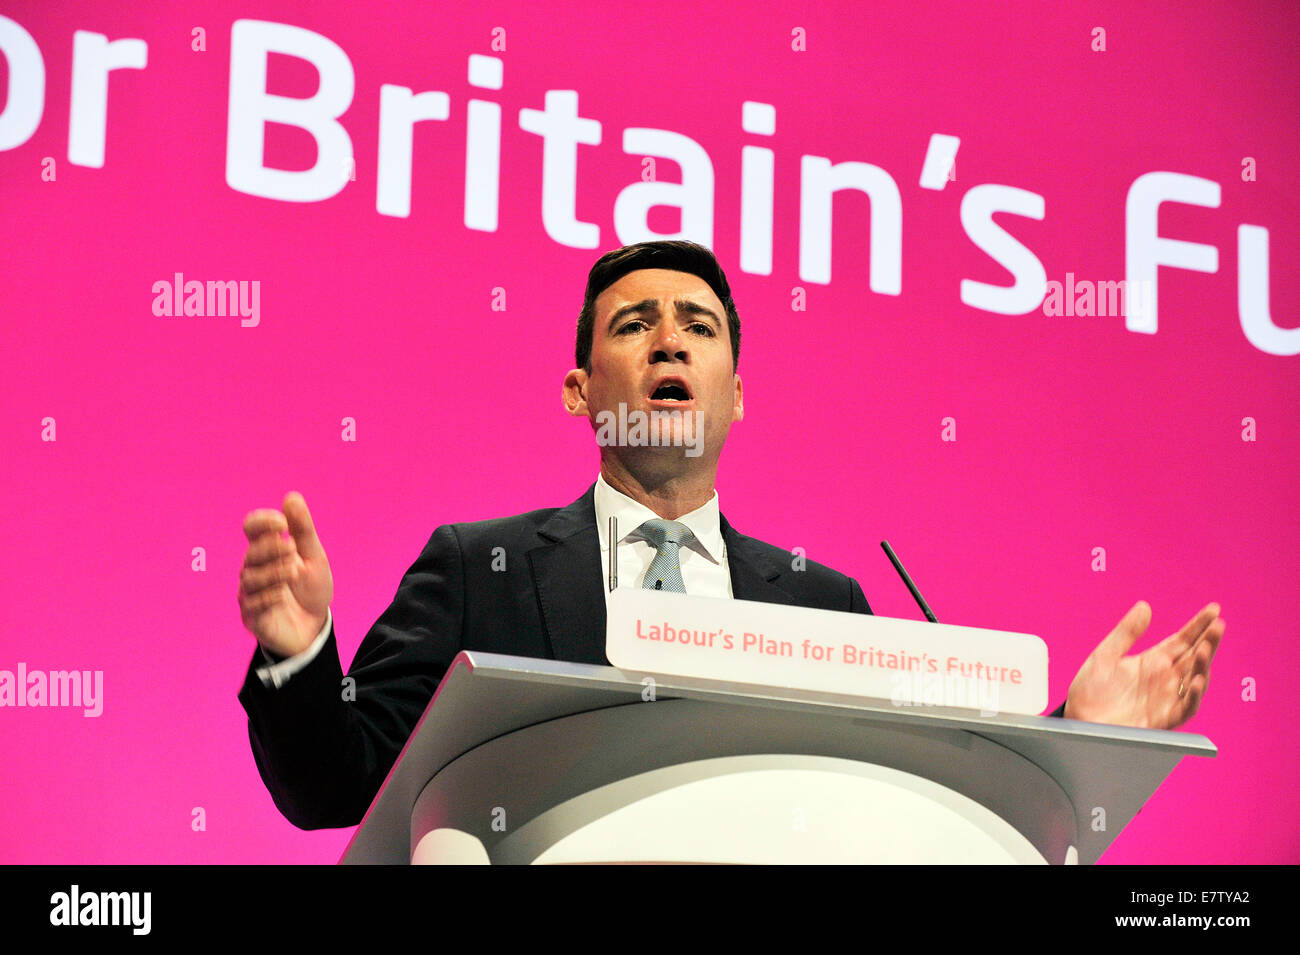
[606,298,721,331]
[674,299,722,327]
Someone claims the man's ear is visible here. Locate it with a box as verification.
[732,373,744,422]
[563,368,589,417]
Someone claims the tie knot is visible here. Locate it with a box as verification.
[637,518,695,550]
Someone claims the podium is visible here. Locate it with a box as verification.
[339,651,1215,864]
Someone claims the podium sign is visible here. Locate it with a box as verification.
[604,589,1049,715]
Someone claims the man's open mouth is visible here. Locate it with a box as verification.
[649,378,693,401]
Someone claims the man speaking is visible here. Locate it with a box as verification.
[236,240,1224,831]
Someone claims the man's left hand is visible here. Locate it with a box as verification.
[1063,600,1225,729]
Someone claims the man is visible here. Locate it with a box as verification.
[237,240,1224,831]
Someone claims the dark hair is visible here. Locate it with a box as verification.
[575,240,740,371]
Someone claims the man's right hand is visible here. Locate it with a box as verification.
[238,491,335,659]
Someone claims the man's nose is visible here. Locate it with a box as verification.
[650,322,687,361]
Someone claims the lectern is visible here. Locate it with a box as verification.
[339,651,1215,864]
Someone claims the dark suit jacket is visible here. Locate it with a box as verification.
[239,483,1061,830]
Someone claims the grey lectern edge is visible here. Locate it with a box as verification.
[339,650,1215,865]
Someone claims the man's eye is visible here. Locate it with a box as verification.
[618,320,647,334]
[690,323,715,336]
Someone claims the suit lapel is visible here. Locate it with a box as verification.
[721,514,798,606]
[528,486,798,665]
[528,484,608,665]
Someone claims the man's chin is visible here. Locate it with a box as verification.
[601,442,709,476]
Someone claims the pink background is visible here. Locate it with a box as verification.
[1,0,1295,863]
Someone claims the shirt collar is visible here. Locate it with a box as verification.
[594,473,724,564]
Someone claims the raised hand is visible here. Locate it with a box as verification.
[1064,600,1224,729]
[238,491,334,659]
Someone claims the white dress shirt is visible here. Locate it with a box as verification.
[594,472,731,602]
[256,474,730,688]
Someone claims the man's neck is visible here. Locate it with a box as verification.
[600,456,717,520]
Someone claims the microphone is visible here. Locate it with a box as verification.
[608,516,618,592]
[880,540,938,623]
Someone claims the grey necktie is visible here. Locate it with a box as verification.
[638,518,696,594]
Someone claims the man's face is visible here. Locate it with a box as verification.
[564,268,743,467]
